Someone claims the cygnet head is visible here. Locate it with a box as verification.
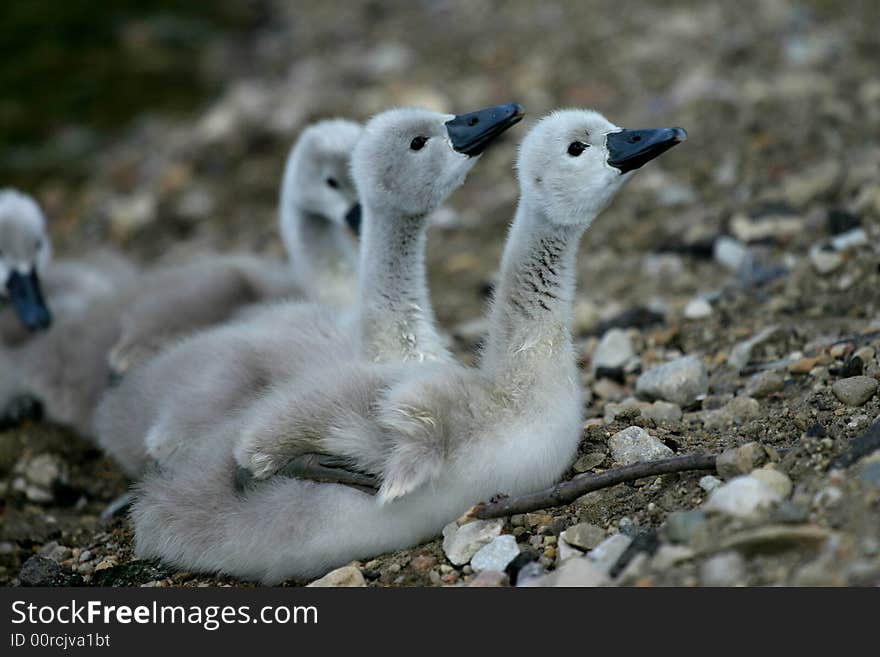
[352,103,524,218]
[282,118,363,232]
[517,109,686,226]
[0,189,52,331]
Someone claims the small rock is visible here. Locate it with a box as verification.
[702,396,761,429]
[19,556,64,587]
[699,475,723,492]
[641,401,683,424]
[716,442,769,479]
[700,552,745,586]
[572,451,606,473]
[19,453,66,489]
[609,426,674,465]
[93,558,117,572]
[809,244,844,275]
[470,535,520,573]
[39,542,72,563]
[651,544,695,570]
[520,556,609,587]
[557,540,584,563]
[663,510,709,545]
[588,533,633,574]
[830,228,868,251]
[592,328,634,372]
[636,355,708,406]
[750,467,792,499]
[788,355,825,374]
[704,475,782,518]
[442,519,503,566]
[857,454,880,486]
[683,297,713,320]
[409,555,436,572]
[560,523,606,551]
[306,565,366,587]
[468,570,510,587]
[831,376,878,406]
[592,377,627,401]
[745,370,785,397]
[604,399,649,423]
[713,236,749,272]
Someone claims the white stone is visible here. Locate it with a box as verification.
[636,355,708,406]
[470,535,520,573]
[703,475,782,518]
[588,533,633,574]
[699,475,723,492]
[684,297,713,319]
[592,328,634,372]
[609,426,674,465]
[306,565,366,587]
[442,519,503,566]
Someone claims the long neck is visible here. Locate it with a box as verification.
[481,197,587,379]
[281,203,357,306]
[356,206,446,363]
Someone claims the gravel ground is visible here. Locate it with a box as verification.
[2,0,879,587]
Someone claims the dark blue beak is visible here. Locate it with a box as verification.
[344,203,362,237]
[606,127,687,173]
[6,269,52,331]
[446,103,525,157]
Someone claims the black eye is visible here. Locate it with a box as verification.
[325,177,339,189]
[410,136,428,151]
[567,141,589,157]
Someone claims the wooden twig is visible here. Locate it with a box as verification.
[470,453,718,520]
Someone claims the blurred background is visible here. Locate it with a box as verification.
[3,0,879,355]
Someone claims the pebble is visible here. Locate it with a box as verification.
[560,523,606,551]
[749,467,792,499]
[700,552,745,586]
[608,426,674,465]
[704,475,782,518]
[641,401,683,424]
[683,297,713,320]
[745,370,785,397]
[651,545,695,570]
[470,535,520,573]
[831,376,878,406]
[592,328,634,372]
[468,570,510,587]
[39,542,72,564]
[702,396,761,429]
[441,519,503,566]
[556,540,584,564]
[604,399,649,423]
[699,475,723,492]
[727,326,779,372]
[715,442,769,479]
[572,451,606,473]
[520,556,609,587]
[830,227,868,251]
[713,235,749,272]
[663,510,709,545]
[636,355,708,406]
[857,454,880,486]
[306,565,366,587]
[809,244,844,275]
[588,534,633,574]
[19,556,65,587]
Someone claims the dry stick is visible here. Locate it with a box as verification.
[471,453,718,520]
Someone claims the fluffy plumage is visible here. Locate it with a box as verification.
[132,109,684,583]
